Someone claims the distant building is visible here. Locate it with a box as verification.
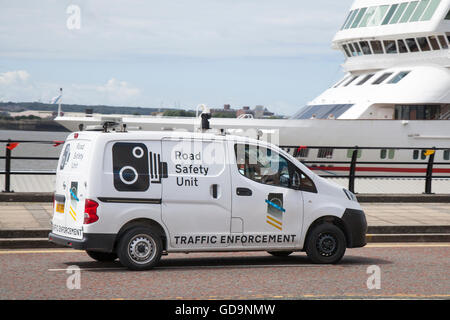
[236,105,275,119]
[210,104,237,118]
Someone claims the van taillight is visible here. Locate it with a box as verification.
[84,199,99,224]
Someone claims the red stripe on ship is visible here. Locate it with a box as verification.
[309,166,450,173]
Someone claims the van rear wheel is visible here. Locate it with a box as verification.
[305,223,346,264]
[267,251,293,257]
[117,226,162,271]
[86,250,117,262]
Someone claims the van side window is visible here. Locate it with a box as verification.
[234,144,317,193]
[235,144,290,188]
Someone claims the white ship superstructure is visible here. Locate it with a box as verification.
[55,0,450,176]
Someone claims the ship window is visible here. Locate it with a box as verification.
[370,40,384,54]
[318,148,334,159]
[368,5,390,26]
[333,75,351,88]
[388,149,395,159]
[359,6,377,27]
[373,73,393,85]
[351,7,367,28]
[384,40,397,53]
[342,44,352,57]
[438,35,448,49]
[348,43,357,56]
[410,0,431,22]
[357,74,375,85]
[388,71,411,84]
[400,1,420,23]
[445,9,450,20]
[347,149,362,159]
[344,76,359,86]
[353,42,363,55]
[290,104,354,120]
[398,39,409,53]
[420,0,441,21]
[421,150,427,160]
[395,105,441,120]
[378,149,396,159]
[294,147,309,158]
[389,2,409,24]
[444,150,450,160]
[359,41,372,54]
[382,4,399,25]
[428,36,440,50]
[417,37,431,51]
[406,38,419,52]
[341,10,354,29]
[344,9,360,29]
[413,150,419,160]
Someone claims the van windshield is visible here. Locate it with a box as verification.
[57,139,91,173]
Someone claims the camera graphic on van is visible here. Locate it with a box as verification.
[113,142,150,191]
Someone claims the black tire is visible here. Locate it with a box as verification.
[86,250,118,262]
[267,251,293,257]
[305,223,346,264]
[117,226,162,271]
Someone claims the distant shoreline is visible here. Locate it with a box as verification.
[0,119,69,132]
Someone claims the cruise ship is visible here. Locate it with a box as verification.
[56,0,450,176]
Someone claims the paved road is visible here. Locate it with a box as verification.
[0,243,449,299]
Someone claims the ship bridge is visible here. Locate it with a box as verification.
[333,0,450,72]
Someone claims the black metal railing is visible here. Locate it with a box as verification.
[281,145,450,194]
[1,139,63,192]
[1,139,449,194]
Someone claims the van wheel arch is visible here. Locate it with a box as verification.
[115,219,167,251]
[304,216,350,249]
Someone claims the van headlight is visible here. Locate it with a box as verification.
[343,188,357,201]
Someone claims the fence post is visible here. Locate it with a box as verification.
[424,148,435,194]
[348,147,358,193]
[3,139,12,193]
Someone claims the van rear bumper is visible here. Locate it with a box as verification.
[48,232,116,253]
[342,208,367,248]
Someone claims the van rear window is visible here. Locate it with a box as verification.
[58,140,91,172]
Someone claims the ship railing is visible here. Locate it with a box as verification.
[1,139,449,194]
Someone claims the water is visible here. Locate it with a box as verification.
[0,130,70,171]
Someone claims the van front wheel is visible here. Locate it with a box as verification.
[117,227,162,270]
[86,250,118,262]
[305,223,346,264]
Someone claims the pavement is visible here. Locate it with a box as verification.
[0,244,449,299]
[0,202,449,247]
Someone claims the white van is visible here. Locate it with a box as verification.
[49,130,367,270]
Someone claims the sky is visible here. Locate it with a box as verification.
[0,0,354,116]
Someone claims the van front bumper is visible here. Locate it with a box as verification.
[342,208,367,248]
[48,232,116,253]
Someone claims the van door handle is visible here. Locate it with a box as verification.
[236,187,252,196]
[212,184,218,199]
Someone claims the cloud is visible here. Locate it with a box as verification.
[0,70,30,85]
[96,78,140,97]
[0,0,353,60]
